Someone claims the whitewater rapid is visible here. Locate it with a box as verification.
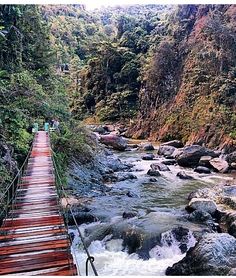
[70,225,196,276]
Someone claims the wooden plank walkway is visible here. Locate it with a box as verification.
[0,131,78,276]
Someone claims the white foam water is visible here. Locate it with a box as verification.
[70,227,196,276]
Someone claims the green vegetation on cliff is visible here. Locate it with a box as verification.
[129,5,236,150]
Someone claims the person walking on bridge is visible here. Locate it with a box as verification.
[44,121,49,133]
[33,121,39,133]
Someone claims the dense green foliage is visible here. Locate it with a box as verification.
[0,5,70,189]
[43,5,172,122]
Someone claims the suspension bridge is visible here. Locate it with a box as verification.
[0,131,98,276]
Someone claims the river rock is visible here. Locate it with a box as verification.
[198,156,212,167]
[149,178,157,182]
[122,228,143,254]
[158,145,176,157]
[231,162,236,169]
[147,169,161,177]
[188,187,219,200]
[129,144,139,148]
[187,198,217,215]
[141,143,155,151]
[187,210,213,223]
[161,140,183,148]
[176,145,218,167]
[194,166,211,174]
[228,221,236,238]
[176,171,194,180]
[166,233,236,275]
[209,157,229,173]
[223,185,236,197]
[162,159,176,165]
[221,197,236,210]
[68,208,98,226]
[150,162,170,172]
[103,125,115,132]
[227,151,236,164]
[116,173,137,182]
[126,191,138,198]
[103,156,130,172]
[123,211,138,219]
[228,268,236,276]
[142,154,155,160]
[85,224,113,247]
[99,135,127,151]
[92,125,107,134]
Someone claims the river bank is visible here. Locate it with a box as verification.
[67,125,236,275]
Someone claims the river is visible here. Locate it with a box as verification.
[69,141,234,276]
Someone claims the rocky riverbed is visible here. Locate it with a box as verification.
[66,125,236,276]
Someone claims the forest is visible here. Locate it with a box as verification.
[0,3,236,276]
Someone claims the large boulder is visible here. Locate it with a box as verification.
[68,207,98,226]
[161,140,183,148]
[99,135,127,151]
[187,198,217,215]
[158,145,176,157]
[166,233,236,275]
[150,162,170,172]
[187,210,213,223]
[176,145,217,167]
[209,157,229,173]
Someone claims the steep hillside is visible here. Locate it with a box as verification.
[42,5,172,122]
[128,5,236,152]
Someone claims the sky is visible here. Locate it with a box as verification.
[81,0,162,10]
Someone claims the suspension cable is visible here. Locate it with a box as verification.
[51,148,98,276]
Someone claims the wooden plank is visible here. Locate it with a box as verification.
[0,258,73,275]
[0,234,67,247]
[1,224,65,234]
[0,249,69,264]
[0,227,66,241]
[43,267,77,276]
[8,265,76,276]
[0,239,69,256]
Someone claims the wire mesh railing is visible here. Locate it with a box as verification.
[0,136,34,225]
[51,149,98,276]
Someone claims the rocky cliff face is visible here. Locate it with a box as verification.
[128,5,236,152]
[0,139,18,198]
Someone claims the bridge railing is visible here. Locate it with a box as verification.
[0,136,34,225]
[51,149,98,276]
